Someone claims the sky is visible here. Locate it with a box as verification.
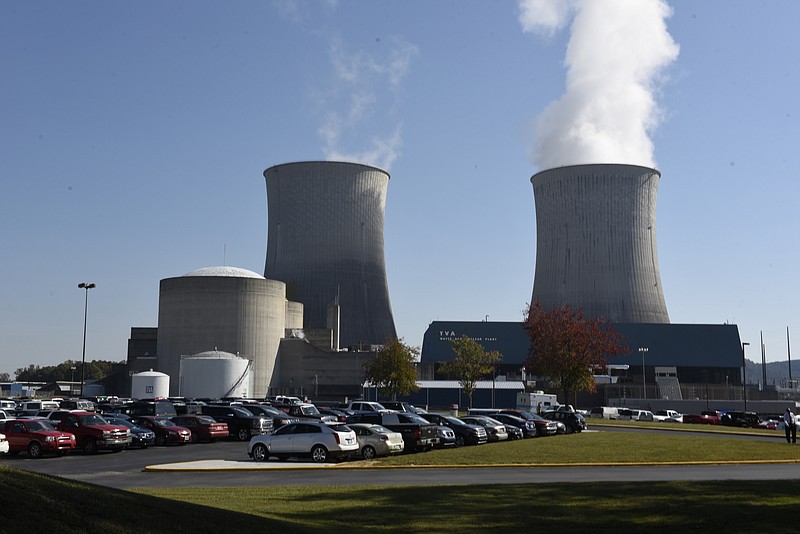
[1,0,799,377]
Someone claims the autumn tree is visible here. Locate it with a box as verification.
[362,338,420,400]
[438,336,502,408]
[523,301,628,405]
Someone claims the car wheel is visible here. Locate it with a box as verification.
[362,445,377,459]
[28,441,43,459]
[311,445,329,463]
[565,425,575,435]
[455,436,465,448]
[155,435,166,447]
[84,438,98,454]
[252,443,268,462]
[237,428,250,441]
[190,433,198,444]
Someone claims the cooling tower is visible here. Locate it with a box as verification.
[264,161,397,348]
[531,163,669,323]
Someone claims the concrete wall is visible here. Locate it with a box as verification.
[156,272,286,397]
[531,164,669,323]
[264,161,397,348]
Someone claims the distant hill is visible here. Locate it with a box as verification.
[745,359,799,387]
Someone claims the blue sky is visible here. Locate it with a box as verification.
[1,1,798,377]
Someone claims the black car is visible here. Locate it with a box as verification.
[720,411,761,429]
[540,411,587,433]
[490,413,538,438]
[104,416,156,448]
[421,413,487,447]
[200,404,273,441]
[241,404,301,428]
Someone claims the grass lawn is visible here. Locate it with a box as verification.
[3,429,800,533]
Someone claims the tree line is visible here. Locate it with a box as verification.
[12,360,124,383]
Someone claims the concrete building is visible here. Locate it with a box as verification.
[531,164,669,323]
[264,161,397,349]
[156,266,290,397]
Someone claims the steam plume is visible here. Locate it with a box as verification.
[518,0,679,169]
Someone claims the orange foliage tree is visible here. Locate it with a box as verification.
[523,301,628,404]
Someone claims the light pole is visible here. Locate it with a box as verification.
[742,341,750,411]
[70,366,76,396]
[78,282,96,397]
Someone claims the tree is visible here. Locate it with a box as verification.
[362,338,420,400]
[523,301,628,405]
[438,336,502,408]
[15,359,122,382]
[0,372,10,382]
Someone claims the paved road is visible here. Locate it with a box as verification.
[2,428,797,489]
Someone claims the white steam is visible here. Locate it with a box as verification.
[319,36,418,170]
[518,0,679,169]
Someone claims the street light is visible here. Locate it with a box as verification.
[78,282,96,397]
[638,347,649,399]
[742,341,750,411]
[70,366,76,395]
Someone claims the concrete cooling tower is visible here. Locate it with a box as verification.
[264,161,397,348]
[530,163,670,323]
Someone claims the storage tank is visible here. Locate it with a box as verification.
[131,370,170,399]
[264,161,397,348]
[157,266,286,397]
[531,163,669,323]
[179,351,252,399]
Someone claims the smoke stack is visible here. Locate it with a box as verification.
[531,163,669,323]
[264,161,397,348]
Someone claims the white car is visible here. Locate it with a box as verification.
[348,423,404,458]
[248,421,358,463]
[653,410,683,423]
[0,433,9,454]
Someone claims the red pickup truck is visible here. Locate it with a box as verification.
[57,411,131,453]
[683,410,722,425]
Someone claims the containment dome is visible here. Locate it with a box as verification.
[157,266,286,397]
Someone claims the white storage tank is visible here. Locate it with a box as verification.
[131,370,170,399]
[179,351,252,399]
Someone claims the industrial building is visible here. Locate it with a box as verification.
[263,161,397,349]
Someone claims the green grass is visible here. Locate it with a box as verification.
[4,465,800,533]
[359,430,800,466]
[4,430,800,533]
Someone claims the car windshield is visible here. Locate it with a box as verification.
[300,405,321,416]
[155,419,176,427]
[197,415,217,424]
[27,421,54,432]
[109,419,134,429]
[441,415,467,426]
[79,415,108,426]
[232,407,253,417]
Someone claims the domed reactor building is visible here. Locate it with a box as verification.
[530,163,669,323]
[263,161,397,349]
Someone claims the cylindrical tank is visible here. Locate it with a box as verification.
[264,161,397,348]
[131,370,169,399]
[285,300,303,329]
[531,163,669,323]
[179,351,252,399]
[156,266,286,397]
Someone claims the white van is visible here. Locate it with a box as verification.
[20,400,60,415]
[588,406,619,419]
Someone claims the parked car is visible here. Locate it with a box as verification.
[57,411,131,453]
[103,416,156,448]
[420,413,487,447]
[0,432,7,455]
[433,425,457,447]
[492,413,539,438]
[653,410,684,423]
[131,416,191,446]
[242,404,301,428]
[619,409,655,422]
[201,404,274,441]
[317,407,351,422]
[720,411,761,429]
[285,403,337,424]
[248,421,358,463]
[588,406,619,419]
[683,410,722,425]
[59,399,95,411]
[540,411,587,433]
[171,415,229,442]
[347,412,439,452]
[460,415,509,442]
[265,396,304,411]
[348,423,405,459]
[342,401,389,413]
[380,401,427,414]
[498,410,559,437]
[2,419,76,458]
